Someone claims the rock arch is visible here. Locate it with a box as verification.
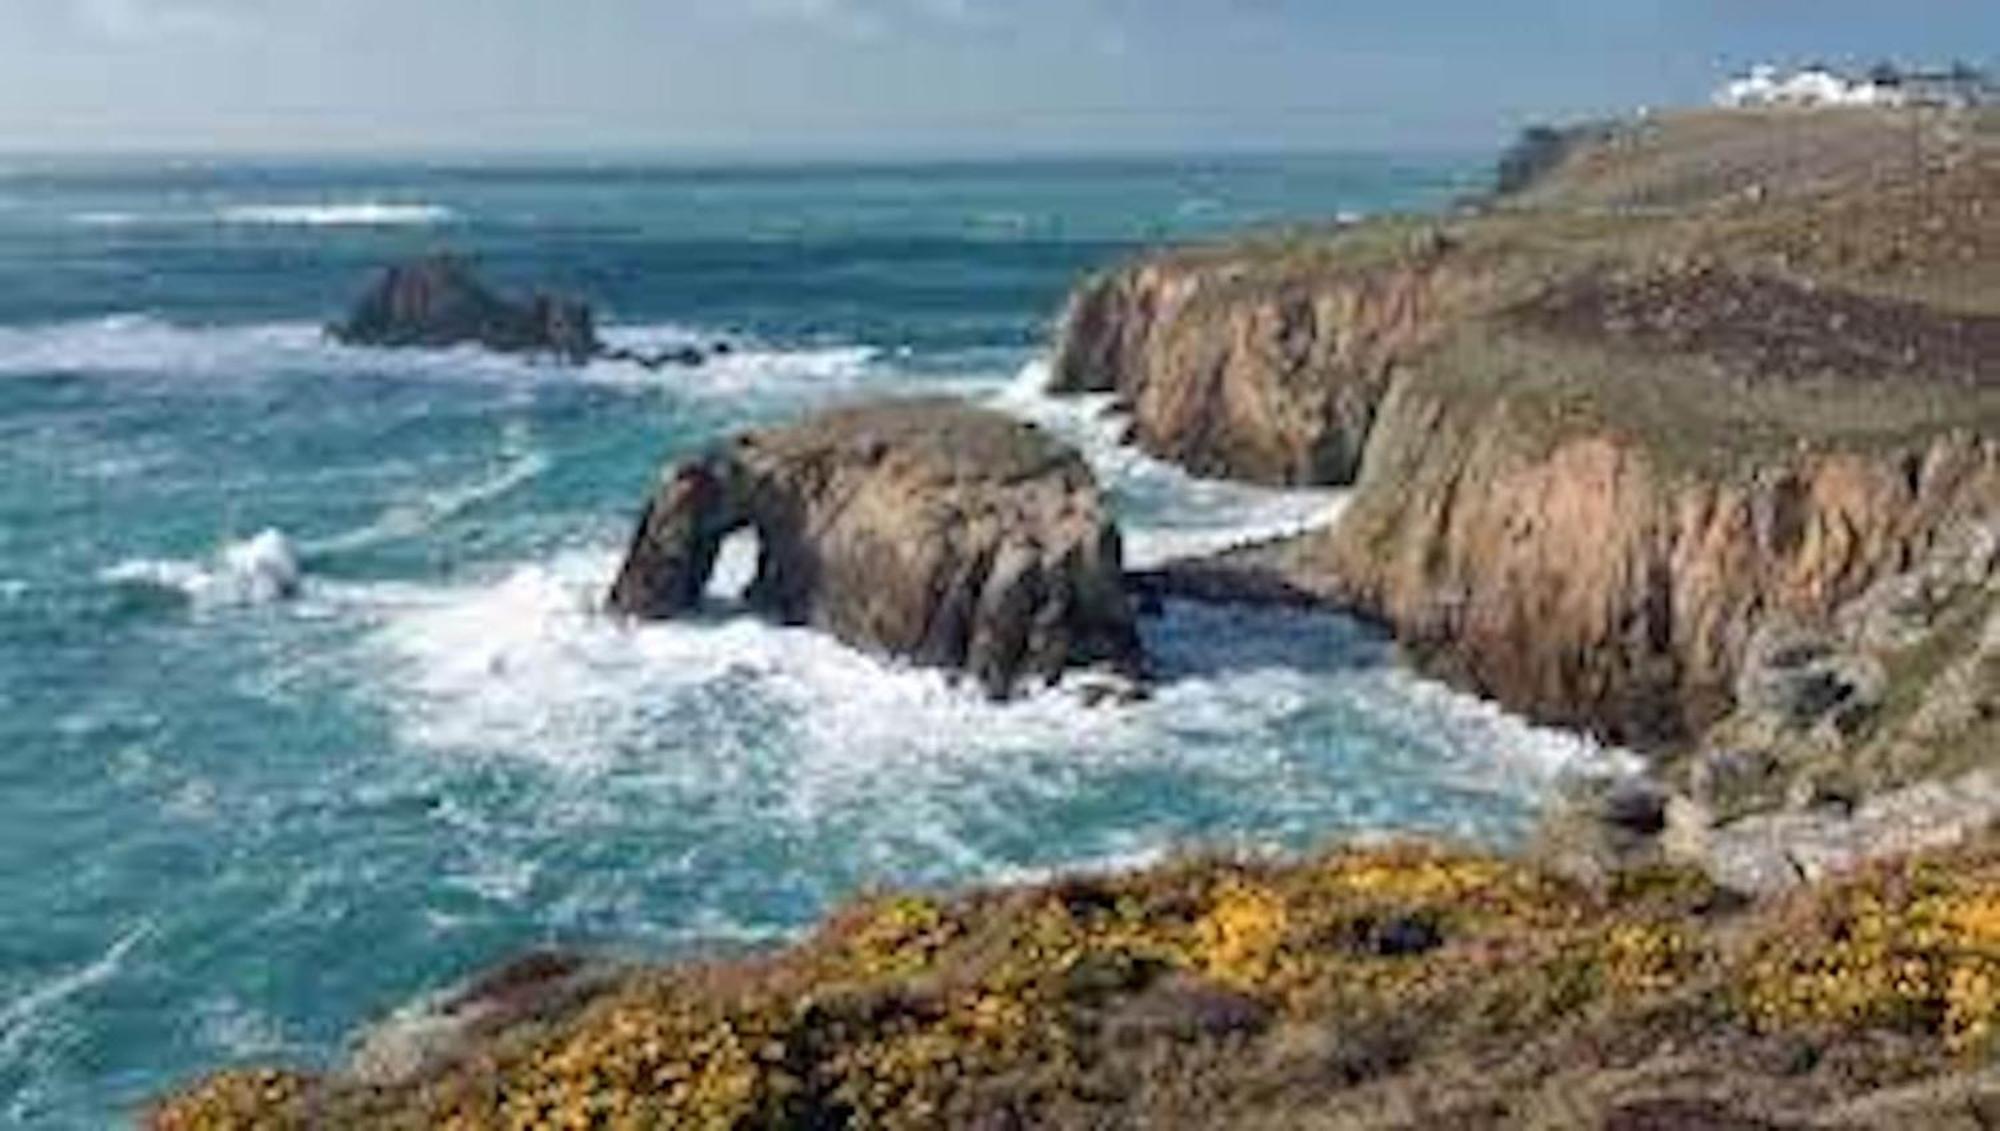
[608,400,1148,699]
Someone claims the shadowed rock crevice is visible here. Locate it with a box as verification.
[608,399,1148,698]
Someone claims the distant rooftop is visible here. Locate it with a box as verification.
[1716,64,1994,111]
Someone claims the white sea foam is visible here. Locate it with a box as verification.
[216,202,458,227]
[0,315,327,379]
[307,447,552,558]
[0,924,152,1057]
[65,202,456,229]
[191,996,291,1060]
[100,443,553,612]
[339,535,1619,880]
[0,314,886,401]
[69,210,144,228]
[103,528,303,609]
[990,359,1348,568]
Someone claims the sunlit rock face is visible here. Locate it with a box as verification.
[609,398,1147,698]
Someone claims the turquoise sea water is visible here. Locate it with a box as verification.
[0,154,1613,1126]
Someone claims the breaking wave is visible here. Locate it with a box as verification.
[66,203,458,229]
[215,203,458,228]
[990,359,1348,568]
[0,314,887,399]
[335,536,1618,885]
[103,530,304,610]
[100,442,555,610]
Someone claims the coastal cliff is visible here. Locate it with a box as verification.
[1321,361,2000,746]
[1062,108,2000,753]
[153,109,2000,1129]
[1050,239,1481,485]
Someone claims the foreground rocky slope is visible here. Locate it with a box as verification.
[157,834,2000,1129]
[608,399,1146,699]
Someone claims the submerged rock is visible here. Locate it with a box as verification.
[599,343,716,370]
[330,254,600,363]
[608,398,1147,698]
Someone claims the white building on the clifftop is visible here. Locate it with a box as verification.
[1715,65,1905,109]
[1716,63,1994,110]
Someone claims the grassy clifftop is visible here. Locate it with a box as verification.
[1105,107,2000,474]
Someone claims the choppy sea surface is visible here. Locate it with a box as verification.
[0,154,1617,1126]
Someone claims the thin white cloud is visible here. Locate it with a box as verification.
[741,0,990,41]
[72,0,245,43]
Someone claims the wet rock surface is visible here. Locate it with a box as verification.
[333,255,745,369]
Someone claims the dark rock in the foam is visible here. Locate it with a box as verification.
[331,254,600,363]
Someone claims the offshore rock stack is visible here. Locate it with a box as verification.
[608,398,1149,700]
[331,254,731,369]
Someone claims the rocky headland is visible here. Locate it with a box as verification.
[1064,108,2000,799]
[158,107,2000,1128]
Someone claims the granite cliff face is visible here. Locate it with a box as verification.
[1051,109,2000,752]
[1323,383,2000,745]
[608,399,1146,698]
[1051,242,1477,486]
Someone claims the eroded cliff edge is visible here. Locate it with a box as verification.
[1060,109,2000,767]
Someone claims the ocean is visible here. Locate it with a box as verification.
[0,153,1614,1126]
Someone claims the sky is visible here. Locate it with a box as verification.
[0,0,1993,157]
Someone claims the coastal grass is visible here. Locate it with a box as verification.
[152,834,2000,1129]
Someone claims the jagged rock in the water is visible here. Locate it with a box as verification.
[330,254,600,363]
[608,399,1147,698]
[598,343,713,370]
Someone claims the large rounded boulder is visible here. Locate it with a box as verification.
[608,399,1147,698]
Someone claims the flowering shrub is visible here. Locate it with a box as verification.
[153,839,2000,1129]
